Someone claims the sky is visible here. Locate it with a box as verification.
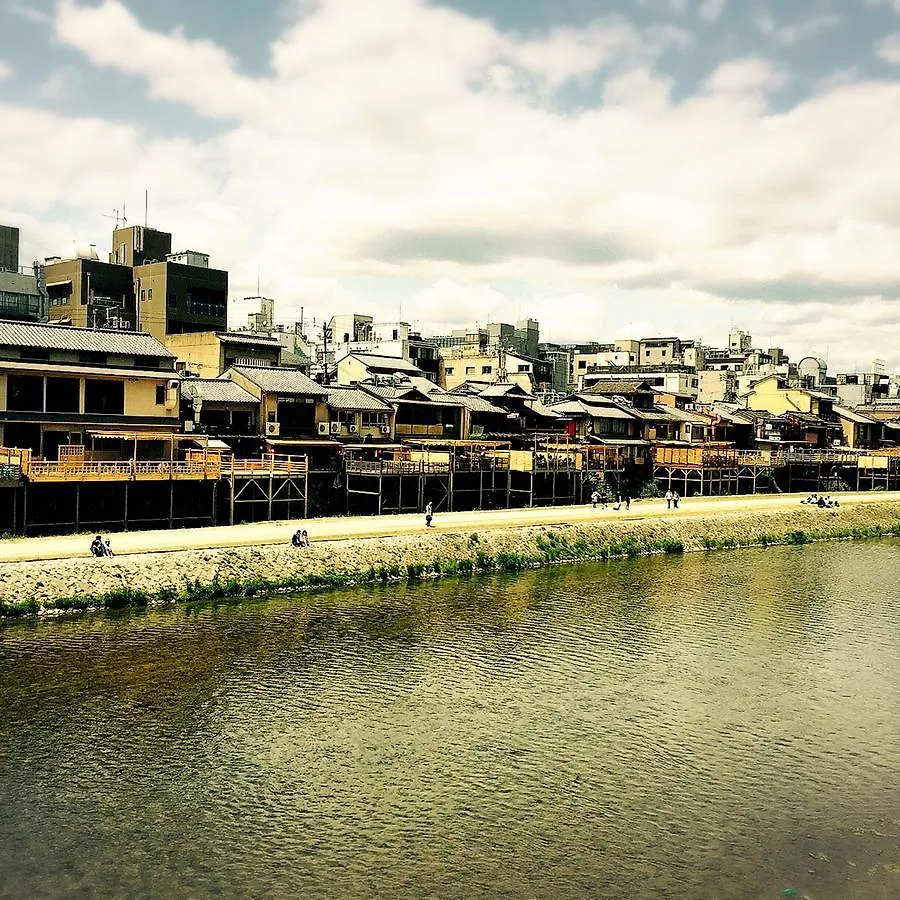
[2,0,900,371]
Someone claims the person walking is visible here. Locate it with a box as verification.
[672,490,680,509]
[425,501,434,528]
[665,489,674,509]
[624,489,631,511]
[591,490,599,509]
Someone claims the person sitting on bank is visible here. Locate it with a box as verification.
[817,495,827,508]
[103,537,114,557]
[90,535,104,557]
[291,529,309,548]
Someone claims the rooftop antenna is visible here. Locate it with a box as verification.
[257,265,260,297]
[144,189,148,228]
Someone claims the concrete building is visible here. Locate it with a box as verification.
[0,269,44,323]
[584,366,699,400]
[0,225,20,273]
[729,330,753,354]
[639,337,682,366]
[110,225,173,267]
[45,251,136,330]
[0,319,179,455]
[166,331,283,378]
[133,257,227,340]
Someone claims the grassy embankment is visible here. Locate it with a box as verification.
[2,506,900,618]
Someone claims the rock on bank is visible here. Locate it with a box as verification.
[2,502,900,615]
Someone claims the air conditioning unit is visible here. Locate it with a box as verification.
[330,422,341,434]
[348,424,358,433]
[266,422,281,437]
[317,422,329,436]
[380,425,391,435]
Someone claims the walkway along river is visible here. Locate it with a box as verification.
[1,542,898,898]
[2,494,900,614]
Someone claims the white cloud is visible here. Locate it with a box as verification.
[866,0,900,13]
[876,33,900,64]
[0,60,12,81]
[2,0,900,369]
[5,1,51,25]
[754,10,841,46]
[698,0,728,22]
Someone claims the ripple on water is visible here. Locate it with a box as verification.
[1,542,899,899]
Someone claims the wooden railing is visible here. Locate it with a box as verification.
[26,458,222,483]
[395,424,448,437]
[345,459,451,476]
[223,454,309,478]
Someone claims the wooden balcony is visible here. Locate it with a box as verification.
[26,458,222,483]
[345,459,451,476]
[222,454,309,478]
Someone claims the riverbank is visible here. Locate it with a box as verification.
[3,496,900,617]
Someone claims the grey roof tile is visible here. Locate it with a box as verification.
[0,319,173,356]
[230,365,327,396]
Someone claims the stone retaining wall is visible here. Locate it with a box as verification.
[2,502,900,616]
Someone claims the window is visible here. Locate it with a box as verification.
[362,412,387,427]
[84,380,124,415]
[79,352,108,366]
[445,367,454,375]
[482,366,492,375]
[466,366,475,375]
[141,290,146,302]
[148,289,153,301]
[167,293,177,309]
[7,375,43,412]
[517,364,529,373]
[392,329,399,340]
[578,360,586,369]
[661,349,667,357]
[645,350,651,357]
[156,385,166,405]
[20,348,50,363]
[46,378,80,413]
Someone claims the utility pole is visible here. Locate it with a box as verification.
[322,320,332,385]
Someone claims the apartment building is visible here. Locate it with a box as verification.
[0,319,179,456]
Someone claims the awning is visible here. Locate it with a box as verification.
[191,438,232,451]
[265,438,340,447]
[45,280,72,289]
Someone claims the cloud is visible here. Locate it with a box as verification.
[754,10,841,46]
[2,0,900,370]
[698,0,728,22]
[0,60,12,81]
[5,1,51,25]
[877,33,900,64]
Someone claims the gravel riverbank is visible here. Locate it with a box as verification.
[3,500,900,617]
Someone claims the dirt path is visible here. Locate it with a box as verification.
[2,492,897,565]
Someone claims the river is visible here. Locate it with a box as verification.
[1,541,898,899]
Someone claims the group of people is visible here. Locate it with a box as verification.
[89,535,114,557]
[590,490,631,511]
[802,494,841,509]
[664,489,681,509]
[291,529,310,547]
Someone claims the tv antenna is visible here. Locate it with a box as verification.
[102,204,127,228]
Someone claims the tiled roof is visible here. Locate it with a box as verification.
[325,387,392,411]
[480,383,535,399]
[525,399,562,419]
[0,319,173,356]
[584,380,653,395]
[450,394,507,414]
[346,353,423,373]
[406,375,443,394]
[834,406,878,425]
[229,365,327,396]
[181,379,259,405]
[216,332,283,347]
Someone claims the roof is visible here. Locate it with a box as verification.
[344,353,423,374]
[551,398,635,420]
[451,393,507,414]
[833,406,878,425]
[406,375,443,394]
[584,380,654,395]
[325,387,392,412]
[216,332,283,348]
[480,383,535,399]
[525,399,562,419]
[0,272,39,295]
[0,319,173,357]
[229,365,327,397]
[180,378,259,405]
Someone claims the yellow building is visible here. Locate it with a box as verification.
[0,319,179,457]
[165,331,283,377]
[743,375,831,417]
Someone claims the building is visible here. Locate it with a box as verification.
[180,378,260,437]
[0,225,20,273]
[223,365,328,439]
[639,337,683,366]
[440,348,552,393]
[584,366,699,400]
[0,268,44,323]
[45,249,136,330]
[0,319,179,455]
[166,331,283,378]
[698,370,737,404]
[333,321,441,382]
[246,297,275,332]
[729,330,752,354]
[133,255,227,341]
[336,352,426,386]
[110,225,173,267]
[797,356,827,387]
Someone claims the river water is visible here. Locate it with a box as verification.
[1,541,899,899]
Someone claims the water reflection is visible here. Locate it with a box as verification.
[1,542,899,899]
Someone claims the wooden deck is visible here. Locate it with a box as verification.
[26,459,222,483]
